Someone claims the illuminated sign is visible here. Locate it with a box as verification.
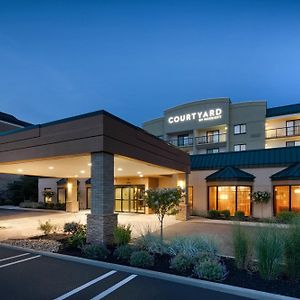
[168,108,222,124]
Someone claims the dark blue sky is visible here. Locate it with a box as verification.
[1,0,300,126]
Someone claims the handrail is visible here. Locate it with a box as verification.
[266,125,300,139]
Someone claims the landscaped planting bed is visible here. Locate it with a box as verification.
[4,220,300,298]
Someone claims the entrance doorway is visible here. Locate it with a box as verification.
[115,185,145,213]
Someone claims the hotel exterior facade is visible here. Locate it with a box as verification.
[0,97,300,225]
[143,98,300,218]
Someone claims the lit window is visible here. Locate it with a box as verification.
[234,144,246,152]
[207,148,219,154]
[286,141,300,147]
[274,185,300,214]
[208,185,251,216]
[234,124,246,135]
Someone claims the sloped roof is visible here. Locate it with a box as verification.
[191,146,300,170]
[266,103,300,118]
[0,111,31,127]
[57,178,67,185]
[206,166,255,182]
[85,178,91,185]
[271,163,300,181]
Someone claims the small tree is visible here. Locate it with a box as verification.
[144,187,183,240]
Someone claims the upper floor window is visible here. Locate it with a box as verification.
[286,120,300,136]
[286,141,300,147]
[234,124,246,135]
[234,144,246,152]
[206,130,219,143]
[177,134,191,147]
[207,148,219,154]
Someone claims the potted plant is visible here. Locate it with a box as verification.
[252,191,271,218]
[42,190,55,203]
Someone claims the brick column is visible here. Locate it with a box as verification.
[86,152,118,245]
[66,178,79,212]
[176,173,190,221]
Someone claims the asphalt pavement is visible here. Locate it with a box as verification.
[0,245,252,300]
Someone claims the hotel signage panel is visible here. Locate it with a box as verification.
[164,101,229,133]
[168,108,222,124]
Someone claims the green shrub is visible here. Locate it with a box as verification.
[276,211,299,224]
[67,231,86,249]
[232,224,250,269]
[54,203,66,210]
[135,232,167,255]
[19,201,39,209]
[220,210,230,219]
[113,244,134,261]
[168,235,218,259]
[44,202,55,209]
[285,217,300,279]
[234,211,245,221]
[170,253,193,274]
[82,244,110,260]
[193,258,227,281]
[208,210,221,219]
[38,220,57,235]
[64,222,86,234]
[255,226,284,280]
[113,225,132,246]
[130,250,154,268]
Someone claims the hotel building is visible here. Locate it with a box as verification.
[0,98,299,232]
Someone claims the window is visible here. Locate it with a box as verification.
[208,185,251,216]
[177,134,191,147]
[234,124,246,135]
[234,144,246,152]
[274,185,300,214]
[207,148,219,154]
[286,141,300,147]
[286,120,300,136]
[206,130,219,143]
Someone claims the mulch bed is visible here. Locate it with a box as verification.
[28,234,300,298]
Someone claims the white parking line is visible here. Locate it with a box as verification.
[0,255,41,269]
[53,270,117,300]
[0,252,30,262]
[90,274,137,300]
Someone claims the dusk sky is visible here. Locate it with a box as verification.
[1,0,300,126]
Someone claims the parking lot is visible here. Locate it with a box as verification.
[0,245,253,300]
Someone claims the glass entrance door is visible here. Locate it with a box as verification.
[114,185,145,213]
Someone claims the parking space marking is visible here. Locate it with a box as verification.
[0,252,30,262]
[0,255,41,269]
[53,270,117,300]
[90,274,137,300]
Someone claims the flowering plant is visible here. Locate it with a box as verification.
[251,191,270,204]
[42,190,55,198]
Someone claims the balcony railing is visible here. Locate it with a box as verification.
[195,133,226,145]
[167,133,227,148]
[167,137,194,148]
[266,125,300,139]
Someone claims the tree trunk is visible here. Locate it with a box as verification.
[160,218,164,241]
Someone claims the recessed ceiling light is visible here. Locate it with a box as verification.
[80,170,85,174]
[48,166,54,170]
[117,168,123,171]
[139,174,144,177]
[17,169,23,173]
[137,171,142,174]
[88,163,92,166]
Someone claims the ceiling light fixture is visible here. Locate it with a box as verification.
[17,169,23,172]
[48,166,54,170]
[139,174,144,178]
[88,163,92,166]
[80,170,85,174]
[137,171,142,174]
[117,168,123,171]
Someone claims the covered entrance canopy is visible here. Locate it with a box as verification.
[0,110,190,244]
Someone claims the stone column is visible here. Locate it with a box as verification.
[86,152,118,245]
[176,173,190,221]
[66,178,79,212]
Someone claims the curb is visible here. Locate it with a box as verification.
[193,218,289,228]
[0,243,297,300]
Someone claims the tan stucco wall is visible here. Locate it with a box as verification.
[189,167,285,217]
